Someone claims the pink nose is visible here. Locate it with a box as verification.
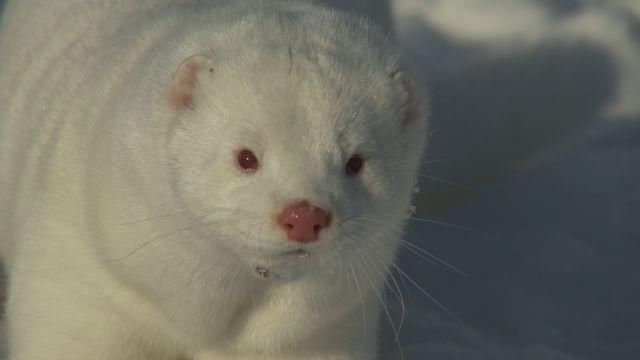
[277,201,331,243]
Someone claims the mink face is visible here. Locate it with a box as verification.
[165,14,425,282]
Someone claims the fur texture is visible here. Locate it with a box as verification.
[0,0,426,358]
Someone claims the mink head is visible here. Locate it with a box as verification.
[165,7,426,281]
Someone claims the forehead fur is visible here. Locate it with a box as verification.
[186,1,403,146]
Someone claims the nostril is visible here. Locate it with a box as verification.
[324,213,332,228]
[313,224,321,234]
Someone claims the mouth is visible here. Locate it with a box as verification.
[283,248,311,258]
[253,248,314,280]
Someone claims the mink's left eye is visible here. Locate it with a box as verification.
[345,154,364,176]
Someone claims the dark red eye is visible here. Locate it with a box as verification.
[237,149,259,172]
[345,154,364,176]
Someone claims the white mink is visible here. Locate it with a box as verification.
[0,0,426,359]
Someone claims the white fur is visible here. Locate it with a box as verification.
[0,0,426,359]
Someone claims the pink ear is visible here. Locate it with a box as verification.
[395,72,421,126]
[169,55,214,110]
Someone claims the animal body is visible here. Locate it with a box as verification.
[0,0,426,358]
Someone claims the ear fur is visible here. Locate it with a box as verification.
[394,71,421,126]
[169,54,214,110]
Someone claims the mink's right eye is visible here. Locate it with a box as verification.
[237,148,259,173]
[345,154,364,176]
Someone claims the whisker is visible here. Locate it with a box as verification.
[346,218,446,273]
[166,253,209,299]
[417,174,467,189]
[419,158,449,166]
[355,251,405,360]
[107,219,225,262]
[399,240,467,277]
[116,205,254,227]
[385,262,407,335]
[198,206,262,220]
[350,234,407,339]
[116,211,187,226]
[392,264,463,324]
[397,241,445,270]
[347,257,368,348]
[346,217,467,277]
[345,220,465,331]
[335,239,346,291]
[389,157,448,168]
[407,216,488,236]
[395,264,412,304]
[343,219,403,239]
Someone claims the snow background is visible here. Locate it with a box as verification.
[1,0,638,359]
[379,0,640,359]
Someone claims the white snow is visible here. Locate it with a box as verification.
[382,0,640,358]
